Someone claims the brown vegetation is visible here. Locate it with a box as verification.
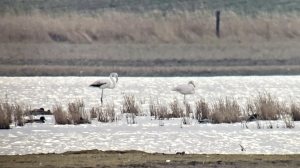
[121,94,141,115]
[52,103,70,125]
[52,99,91,125]
[68,99,90,124]
[0,103,13,129]
[97,104,115,122]
[1,10,300,44]
[169,98,184,118]
[2,92,300,128]
[195,98,210,121]
[210,97,241,124]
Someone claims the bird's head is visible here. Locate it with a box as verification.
[111,72,118,82]
[188,80,195,87]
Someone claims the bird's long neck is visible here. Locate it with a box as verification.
[110,75,116,89]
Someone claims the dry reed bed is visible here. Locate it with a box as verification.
[1,93,300,129]
[1,10,300,44]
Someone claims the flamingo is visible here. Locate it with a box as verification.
[90,72,118,104]
[172,80,195,102]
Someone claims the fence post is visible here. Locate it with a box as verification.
[216,10,220,38]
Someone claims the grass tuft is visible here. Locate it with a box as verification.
[52,103,70,125]
[169,98,184,118]
[254,93,280,120]
[121,94,141,116]
[210,97,241,124]
[68,99,90,124]
[97,104,115,123]
[291,102,300,121]
[0,102,13,129]
[195,98,210,121]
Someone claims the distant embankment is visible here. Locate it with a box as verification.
[1,43,300,76]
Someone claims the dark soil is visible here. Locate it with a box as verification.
[0,150,299,168]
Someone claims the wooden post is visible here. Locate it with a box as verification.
[216,10,220,38]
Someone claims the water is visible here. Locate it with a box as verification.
[1,76,300,112]
[1,76,300,155]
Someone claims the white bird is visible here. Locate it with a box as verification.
[172,80,195,102]
[90,72,118,104]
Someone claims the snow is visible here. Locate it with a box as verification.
[1,76,300,155]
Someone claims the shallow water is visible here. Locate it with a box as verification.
[1,76,300,155]
[1,76,300,111]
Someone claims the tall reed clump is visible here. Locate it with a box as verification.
[96,104,115,123]
[52,103,70,125]
[169,98,184,118]
[195,98,210,121]
[210,97,241,124]
[13,104,24,126]
[290,102,300,121]
[89,107,98,119]
[68,99,90,124]
[2,10,300,44]
[121,94,141,116]
[149,99,170,119]
[279,103,295,128]
[0,102,13,129]
[253,93,280,120]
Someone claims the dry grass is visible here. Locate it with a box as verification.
[210,97,241,124]
[68,99,90,124]
[1,10,300,44]
[0,102,13,129]
[149,99,170,119]
[97,104,115,123]
[291,102,300,121]
[89,107,98,119]
[13,104,24,127]
[52,103,70,125]
[169,98,184,118]
[253,93,280,120]
[195,98,210,121]
[121,94,141,116]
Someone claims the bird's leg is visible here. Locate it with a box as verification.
[183,95,186,104]
[101,89,104,105]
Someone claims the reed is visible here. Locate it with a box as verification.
[13,104,24,127]
[89,107,98,119]
[210,97,241,124]
[0,102,13,129]
[149,99,170,119]
[169,98,184,118]
[121,94,141,116]
[68,99,90,124]
[52,103,70,125]
[97,104,115,123]
[254,93,280,120]
[195,98,210,121]
[291,102,300,121]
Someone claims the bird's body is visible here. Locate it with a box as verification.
[25,116,46,123]
[172,81,195,102]
[90,72,118,104]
